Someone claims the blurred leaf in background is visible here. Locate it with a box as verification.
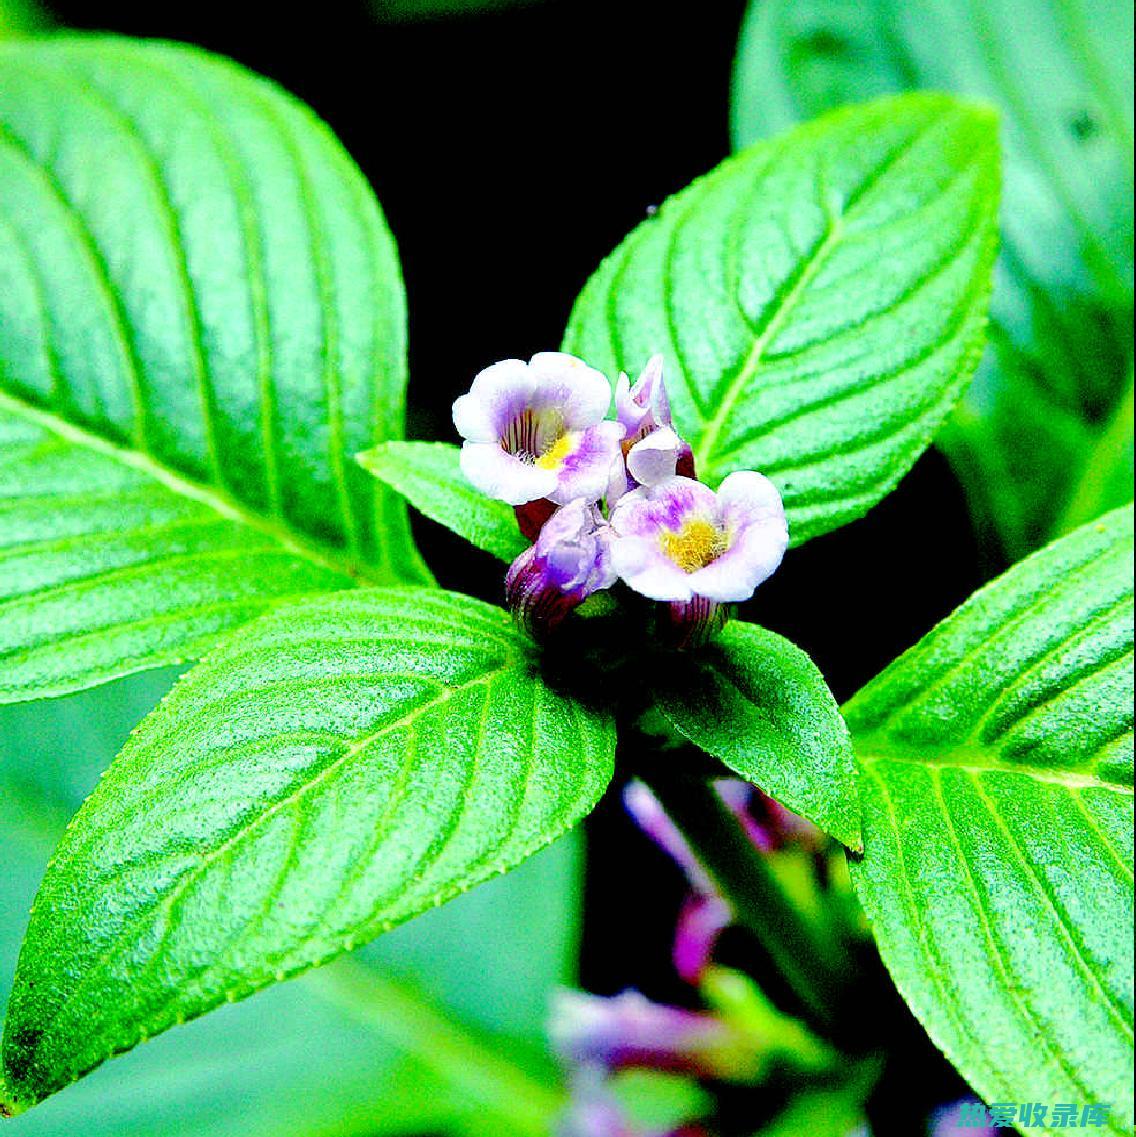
[0,675,577,1136]
[371,0,547,22]
[0,0,47,36]
[732,0,1134,563]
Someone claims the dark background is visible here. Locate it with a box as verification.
[45,1,986,1129]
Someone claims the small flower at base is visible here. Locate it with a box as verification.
[453,352,624,506]
[505,499,616,638]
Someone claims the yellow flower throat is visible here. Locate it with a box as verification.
[662,518,728,573]
[535,433,574,469]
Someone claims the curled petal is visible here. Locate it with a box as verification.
[626,426,683,488]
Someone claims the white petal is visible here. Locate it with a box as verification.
[453,358,534,441]
[610,537,694,602]
[626,426,681,486]
[717,470,786,523]
[460,442,557,505]
[688,515,788,602]
[529,352,613,428]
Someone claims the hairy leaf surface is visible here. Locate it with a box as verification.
[0,677,574,1135]
[0,36,428,702]
[0,588,614,1114]
[732,0,1134,558]
[564,93,999,545]
[845,506,1134,1134]
[359,441,528,563]
[654,622,859,848]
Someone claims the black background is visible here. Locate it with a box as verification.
[46,1,989,1130]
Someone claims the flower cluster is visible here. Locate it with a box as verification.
[453,351,788,645]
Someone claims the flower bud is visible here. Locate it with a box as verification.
[505,500,616,638]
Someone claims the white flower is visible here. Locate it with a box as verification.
[453,352,624,506]
[609,473,788,605]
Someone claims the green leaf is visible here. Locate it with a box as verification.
[563,93,1000,546]
[1057,375,1135,535]
[0,679,575,1135]
[0,587,614,1115]
[731,0,1134,559]
[0,36,430,703]
[371,0,545,18]
[844,505,1134,1134]
[358,441,528,563]
[652,622,859,849]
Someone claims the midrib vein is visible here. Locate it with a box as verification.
[0,389,375,587]
[855,743,1133,794]
[693,211,844,474]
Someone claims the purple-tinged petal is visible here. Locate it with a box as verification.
[530,352,613,428]
[454,353,619,505]
[505,500,614,637]
[616,354,670,440]
[551,420,626,505]
[623,781,714,893]
[549,990,747,1080]
[610,474,786,612]
[674,893,732,985]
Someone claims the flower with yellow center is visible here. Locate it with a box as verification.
[453,352,624,506]
[609,473,788,606]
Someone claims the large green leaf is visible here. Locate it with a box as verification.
[563,93,1000,546]
[731,0,1134,559]
[652,622,859,849]
[0,36,429,703]
[845,505,1134,1135]
[0,587,613,1115]
[358,440,528,563]
[0,678,576,1136]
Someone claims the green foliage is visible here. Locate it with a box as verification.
[371,0,544,19]
[0,677,575,1136]
[359,441,528,563]
[652,622,859,849]
[0,36,429,702]
[0,588,614,1114]
[845,505,1134,1135]
[564,93,1000,546]
[732,0,1135,558]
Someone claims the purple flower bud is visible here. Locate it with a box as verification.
[505,499,616,638]
[454,352,625,506]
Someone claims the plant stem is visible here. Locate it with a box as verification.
[646,772,849,1032]
[310,957,565,1136]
